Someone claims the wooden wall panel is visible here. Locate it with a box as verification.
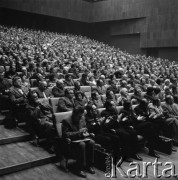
[0,0,92,22]
[110,34,142,55]
[0,0,178,49]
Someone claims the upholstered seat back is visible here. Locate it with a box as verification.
[97,108,105,118]
[50,98,60,113]
[54,111,72,137]
[81,86,91,98]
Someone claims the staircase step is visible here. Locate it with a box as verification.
[1,163,107,180]
[0,126,32,145]
[0,142,56,176]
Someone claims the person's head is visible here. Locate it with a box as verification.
[165,79,170,86]
[72,106,85,124]
[56,80,64,89]
[22,67,27,73]
[20,73,27,82]
[65,88,74,99]
[150,79,155,86]
[74,81,80,90]
[28,90,39,105]
[134,86,142,96]
[123,100,132,111]
[13,76,22,88]
[100,75,105,81]
[65,74,72,81]
[75,91,83,101]
[154,87,161,95]
[146,87,154,96]
[49,73,56,82]
[91,91,100,100]
[0,67,5,80]
[86,104,97,118]
[39,81,47,92]
[121,80,127,87]
[156,78,162,86]
[174,95,178,104]
[106,89,114,99]
[97,79,103,87]
[120,88,128,97]
[165,95,174,105]
[140,78,146,85]
[104,100,115,111]
[152,98,160,107]
[81,73,88,81]
[139,98,148,109]
[109,74,115,80]
[164,86,171,95]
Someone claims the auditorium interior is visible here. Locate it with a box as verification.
[0,0,178,179]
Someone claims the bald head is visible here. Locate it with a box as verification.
[39,81,47,91]
[56,80,64,88]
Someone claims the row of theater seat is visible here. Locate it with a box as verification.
[29,78,122,87]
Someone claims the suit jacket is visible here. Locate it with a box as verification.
[148,104,163,117]
[0,78,12,94]
[134,105,150,120]
[64,80,74,86]
[58,97,75,112]
[9,86,27,105]
[62,115,86,141]
[52,86,65,97]
[35,88,52,98]
[74,98,87,107]
[161,102,178,117]
[93,85,107,95]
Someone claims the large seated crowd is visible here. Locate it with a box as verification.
[1,25,178,178]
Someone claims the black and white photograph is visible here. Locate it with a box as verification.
[0,0,178,179]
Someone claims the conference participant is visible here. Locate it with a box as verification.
[35,80,52,98]
[62,106,95,178]
[52,80,65,97]
[131,86,144,105]
[4,64,17,79]
[26,90,56,153]
[144,86,155,103]
[64,74,75,86]
[0,67,12,111]
[74,91,88,108]
[85,103,122,160]
[90,91,103,109]
[149,97,178,146]
[117,88,130,106]
[120,100,160,158]
[105,89,119,106]
[8,76,28,125]
[101,100,142,161]
[93,79,107,95]
[80,73,90,86]
[58,89,75,112]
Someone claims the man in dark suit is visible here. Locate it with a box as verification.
[0,67,12,111]
[26,90,56,153]
[64,74,75,86]
[52,80,65,97]
[62,106,95,178]
[58,89,75,112]
[35,80,52,98]
[9,76,28,123]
